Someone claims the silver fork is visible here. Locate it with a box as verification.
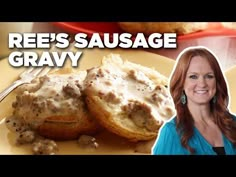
[0,42,76,102]
[0,43,65,102]
[0,66,51,102]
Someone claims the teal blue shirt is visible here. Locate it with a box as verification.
[152,116,236,155]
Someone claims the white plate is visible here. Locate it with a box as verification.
[0,47,175,155]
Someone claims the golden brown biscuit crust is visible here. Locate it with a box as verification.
[37,115,99,140]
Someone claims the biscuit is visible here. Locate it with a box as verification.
[84,54,175,142]
[12,70,100,140]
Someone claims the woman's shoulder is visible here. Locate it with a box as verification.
[160,116,177,132]
[152,116,186,155]
[164,116,177,126]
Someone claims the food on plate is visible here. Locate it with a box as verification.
[9,70,100,140]
[4,53,175,154]
[84,54,175,142]
[118,22,208,35]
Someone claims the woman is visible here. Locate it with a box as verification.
[152,46,236,155]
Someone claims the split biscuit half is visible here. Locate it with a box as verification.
[84,54,175,142]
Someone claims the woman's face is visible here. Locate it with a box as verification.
[184,56,216,106]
